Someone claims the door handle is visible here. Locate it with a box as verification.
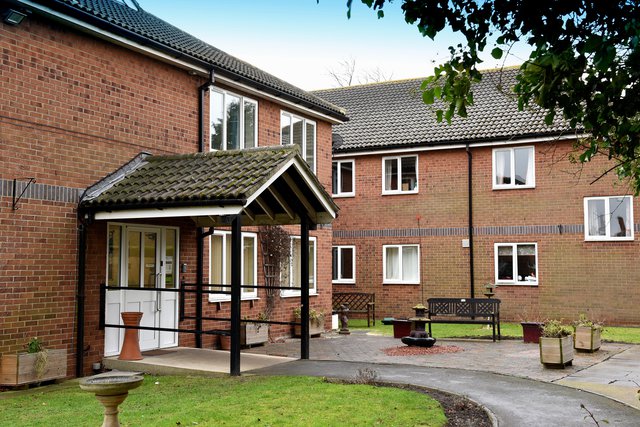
[156,273,162,312]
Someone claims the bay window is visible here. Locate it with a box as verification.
[281,111,316,172]
[210,88,257,151]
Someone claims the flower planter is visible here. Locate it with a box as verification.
[521,322,544,344]
[293,320,324,337]
[539,336,574,367]
[219,335,231,351]
[392,319,412,339]
[240,322,268,347]
[0,349,67,386]
[574,326,601,352]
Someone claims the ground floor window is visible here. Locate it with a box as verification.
[332,245,355,283]
[281,236,317,297]
[495,243,538,285]
[383,244,420,284]
[209,231,257,301]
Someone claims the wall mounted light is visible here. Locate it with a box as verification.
[3,9,27,26]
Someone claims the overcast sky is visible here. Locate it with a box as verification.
[140,0,530,91]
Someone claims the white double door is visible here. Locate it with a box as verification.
[105,225,179,356]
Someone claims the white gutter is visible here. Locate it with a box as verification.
[16,0,345,125]
[332,133,587,158]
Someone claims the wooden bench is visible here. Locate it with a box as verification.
[332,292,375,327]
[427,298,501,341]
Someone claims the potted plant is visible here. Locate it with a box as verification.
[0,338,67,386]
[241,312,269,347]
[293,306,325,337]
[573,314,603,352]
[539,320,574,367]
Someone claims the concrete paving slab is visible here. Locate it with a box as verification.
[103,347,296,376]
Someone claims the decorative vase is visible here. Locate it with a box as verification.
[119,312,143,361]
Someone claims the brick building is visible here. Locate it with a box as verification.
[1,0,346,378]
[314,71,640,325]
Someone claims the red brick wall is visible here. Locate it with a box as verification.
[1,15,335,376]
[332,142,640,325]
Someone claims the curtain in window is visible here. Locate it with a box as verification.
[514,148,533,185]
[242,236,255,295]
[331,247,338,281]
[497,245,513,280]
[384,159,397,191]
[385,247,400,280]
[588,199,606,236]
[495,150,510,185]
[402,246,418,282]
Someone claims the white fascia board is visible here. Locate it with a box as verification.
[17,0,344,126]
[94,205,242,221]
[332,133,587,158]
[244,157,337,220]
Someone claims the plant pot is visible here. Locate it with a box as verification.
[240,322,268,347]
[219,335,231,351]
[293,320,324,337]
[521,322,544,344]
[574,326,601,352]
[119,311,143,361]
[0,349,67,386]
[392,319,412,339]
[539,335,574,367]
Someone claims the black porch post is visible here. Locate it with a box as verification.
[230,215,242,376]
[195,227,204,348]
[300,215,310,359]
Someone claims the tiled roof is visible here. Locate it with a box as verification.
[81,147,300,208]
[30,0,346,121]
[312,68,573,153]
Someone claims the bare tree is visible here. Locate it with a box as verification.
[327,57,393,87]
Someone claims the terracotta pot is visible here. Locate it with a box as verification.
[118,312,143,360]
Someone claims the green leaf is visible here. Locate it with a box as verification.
[436,110,443,122]
[377,10,384,18]
[491,47,503,59]
[433,86,442,99]
[422,89,435,104]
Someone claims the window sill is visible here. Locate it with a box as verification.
[382,190,418,196]
[281,292,318,299]
[584,237,634,242]
[492,185,535,190]
[332,193,355,198]
[208,296,260,303]
[383,281,420,286]
[332,280,355,284]
[495,282,538,287]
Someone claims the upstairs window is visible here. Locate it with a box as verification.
[210,88,257,151]
[332,246,355,283]
[332,160,355,197]
[584,196,634,241]
[493,146,535,189]
[281,111,316,172]
[382,155,418,194]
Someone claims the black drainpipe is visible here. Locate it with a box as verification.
[466,144,475,298]
[75,217,87,377]
[195,69,215,348]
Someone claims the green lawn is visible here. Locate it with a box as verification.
[349,319,640,343]
[0,375,446,427]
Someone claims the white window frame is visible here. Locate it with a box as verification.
[280,111,316,172]
[492,146,535,189]
[208,231,258,302]
[382,244,420,284]
[281,236,317,297]
[381,155,419,195]
[210,87,258,151]
[584,196,634,241]
[332,245,356,284]
[332,160,355,197]
[494,243,538,286]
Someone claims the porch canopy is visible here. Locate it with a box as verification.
[78,146,338,375]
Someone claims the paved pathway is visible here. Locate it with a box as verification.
[246,331,640,426]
